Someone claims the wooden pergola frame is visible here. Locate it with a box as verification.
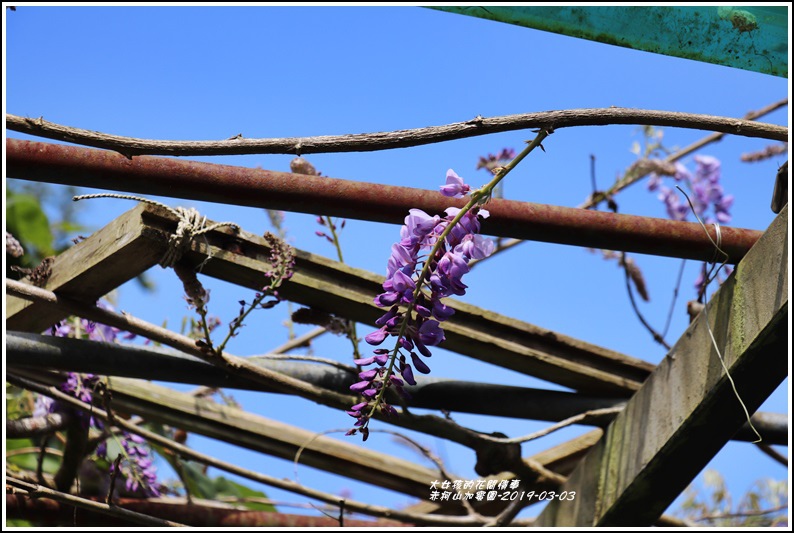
[6,149,788,525]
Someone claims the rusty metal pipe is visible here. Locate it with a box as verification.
[7,139,762,263]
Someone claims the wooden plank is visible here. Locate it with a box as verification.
[139,204,653,395]
[17,369,441,500]
[535,204,789,527]
[6,203,165,333]
[6,202,652,394]
[402,430,604,516]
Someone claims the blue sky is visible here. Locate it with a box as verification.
[4,5,790,522]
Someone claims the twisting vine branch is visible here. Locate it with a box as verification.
[6,108,787,157]
[474,98,788,265]
[4,279,534,461]
[5,476,185,527]
[5,372,528,527]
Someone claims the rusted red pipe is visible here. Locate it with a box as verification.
[6,139,762,263]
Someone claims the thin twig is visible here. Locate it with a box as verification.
[106,455,122,505]
[485,490,528,527]
[6,412,71,438]
[6,108,787,157]
[4,372,513,527]
[6,446,63,459]
[755,442,788,467]
[677,187,762,443]
[620,252,672,350]
[693,504,789,522]
[6,278,528,455]
[467,406,624,446]
[5,476,185,527]
[662,259,687,339]
[267,326,327,354]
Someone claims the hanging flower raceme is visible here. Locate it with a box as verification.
[647,155,733,225]
[347,170,494,440]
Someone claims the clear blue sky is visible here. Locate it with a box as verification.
[4,5,790,522]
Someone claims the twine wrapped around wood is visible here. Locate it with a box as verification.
[73,193,240,267]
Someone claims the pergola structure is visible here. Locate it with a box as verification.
[5,106,788,528]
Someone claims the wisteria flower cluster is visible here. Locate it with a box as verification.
[346,170,494,440]
[648,155,734,225]
[647,155,735,293]
[41,316,162,497]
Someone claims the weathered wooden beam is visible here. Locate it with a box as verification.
[8,331,786,444]
[149,205,652,396]
[5,203,163,333]
[6,202,653,395]
[13,369,440,500]
[535,204,789,527]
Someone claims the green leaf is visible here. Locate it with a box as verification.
[212,476,277,512]
[6,438,62,474]
[5,191,54,257]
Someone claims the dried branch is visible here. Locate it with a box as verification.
[471,406,625,447]
[476,98,788,264]
[6,412,71,438]
[4,372,518,527]
[6,108,787,157]
[620,252,672,350]
[5,476,185,527]
[741,142,788,162]
[755,442,788,467]
[693,504,789,522]
[6,279,526,461]
[267,326,327,354]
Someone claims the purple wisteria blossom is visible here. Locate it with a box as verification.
[41,315,161,497]
[347,169,494,440]
[648,155,735,293]
[647,156,734,225]
[440,169,471,198]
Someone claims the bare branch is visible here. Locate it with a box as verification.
[475,98,788,264]
[620,252,672,350]
[4,372,516,527]
[755,442,788,467]
[6,108,787,157]
[5,279,526,457]
[471,406,624,446]
[5,476,185,527]
[6,412,71,438]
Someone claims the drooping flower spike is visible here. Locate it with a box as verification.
[347,169,494,439]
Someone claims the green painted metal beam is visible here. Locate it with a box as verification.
[433,6,787,77]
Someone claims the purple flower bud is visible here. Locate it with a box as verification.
[418,320,445,346]
[365,327,388,345]
[350,380,372,392]
[361,388,379,399]
[432,300,455,321]
[375,306,400,327]
[374,291,401,307]
[411,352,432,374]
[399,336,414,351]
[391,269,416,293]
[401,363,417,386]
[389,374,404,387]
[440,169,471,198]
[358,369,378,381]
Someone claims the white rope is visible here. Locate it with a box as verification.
[73,194,239,268]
